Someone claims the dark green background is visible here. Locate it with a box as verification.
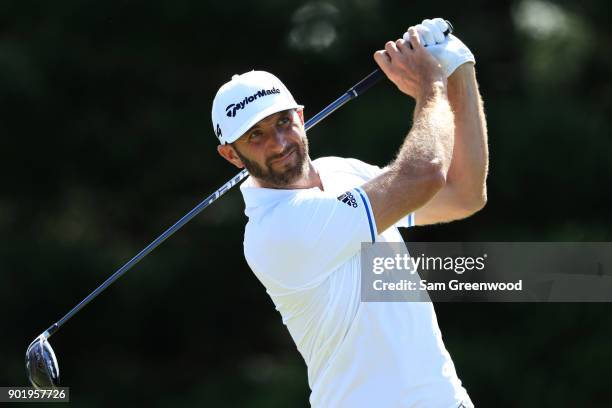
[1,0,611,406]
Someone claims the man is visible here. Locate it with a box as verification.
[212,18,487,408]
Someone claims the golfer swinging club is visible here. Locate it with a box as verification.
[212,18,488,407]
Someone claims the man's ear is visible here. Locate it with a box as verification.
[217,144,245,169]
[296,108,304,126]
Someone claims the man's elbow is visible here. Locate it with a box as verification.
[421,164,448,201]
[461,188,487,218]
[428,167,448,195]
[470,192,487,214]
[396,160,448,201]
[443,183,487,221]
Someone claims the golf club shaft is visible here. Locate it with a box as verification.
[41,69,387,339]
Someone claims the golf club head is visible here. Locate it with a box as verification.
[25,335,60,389]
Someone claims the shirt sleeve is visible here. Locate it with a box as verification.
[346,158,416,229]
[394,212,417,228]
[245,186,377,290]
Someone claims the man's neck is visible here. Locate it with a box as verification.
[253,160,323,191]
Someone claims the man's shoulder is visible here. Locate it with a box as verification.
[312,155,371,169]
[243,188,319,240]
[313,156,382,178]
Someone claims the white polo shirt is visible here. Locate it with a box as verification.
[240,156,473,408]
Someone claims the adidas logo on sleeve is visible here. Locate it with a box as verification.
[337,191,359,208]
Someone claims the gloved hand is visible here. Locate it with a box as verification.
[403,18,475,77]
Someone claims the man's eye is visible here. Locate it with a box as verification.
[249,131,262,141]
[278,117,290,125]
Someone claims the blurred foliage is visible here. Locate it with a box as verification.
[1,0,611,406]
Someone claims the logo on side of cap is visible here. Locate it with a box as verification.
[225,87,281,118]
[216,123,222,140]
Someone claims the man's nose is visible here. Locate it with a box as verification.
[267,128,289,153]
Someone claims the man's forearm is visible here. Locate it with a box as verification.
[446,63,488,205]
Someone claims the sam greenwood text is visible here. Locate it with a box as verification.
[373,280,523,291]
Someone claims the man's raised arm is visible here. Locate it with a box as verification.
[362,27,455,234]
[398,18,490,225]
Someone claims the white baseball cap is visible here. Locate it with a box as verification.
[211,71,303,145]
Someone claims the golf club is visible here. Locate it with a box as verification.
[25,22,453,389]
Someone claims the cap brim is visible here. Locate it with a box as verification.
[223,103,304,144]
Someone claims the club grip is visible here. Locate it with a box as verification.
[349,69,386,96]
[443,19,453,36]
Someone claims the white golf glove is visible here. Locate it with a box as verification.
[403,18,475,77]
